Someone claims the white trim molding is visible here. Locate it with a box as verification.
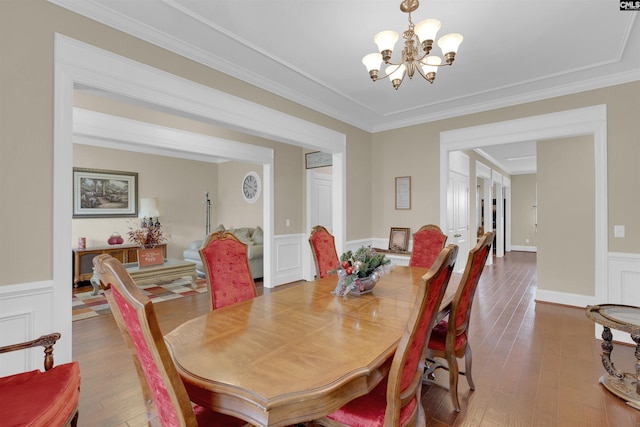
[51,34,346,366]
[440,104,608,307]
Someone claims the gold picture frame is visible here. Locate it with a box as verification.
[389,227,410,252]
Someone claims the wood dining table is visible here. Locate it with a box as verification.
[164,265,459,427]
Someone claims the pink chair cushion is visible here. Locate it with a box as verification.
[428,320,467,352]
[0,361,80,427]
[112,286,179,426]
[310,230,339,278]
[327,376,417,427]
[410,230,446,268]
[201,238,256,309]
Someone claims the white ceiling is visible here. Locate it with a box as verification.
[51,0,640,174]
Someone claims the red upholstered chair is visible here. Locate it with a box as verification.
[423,231,495,412]
[409,225,447,268]
[93,254,248,427]
[315,244,459,427]
[0,332,80,427]
[309,225,340,279]
[199,231,257,310]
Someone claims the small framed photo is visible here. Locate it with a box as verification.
[395,176,411,210]
[73,168,138,218]
[389,227,410,252]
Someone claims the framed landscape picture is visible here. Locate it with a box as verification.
[73,168,138,218]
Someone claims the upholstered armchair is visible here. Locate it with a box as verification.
[93,254,248,426]
[314,244,459,427]
[309,225,340,279]
[423,231,495,412]
[0,332,80,426]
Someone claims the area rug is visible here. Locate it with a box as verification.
[72,277,207,321]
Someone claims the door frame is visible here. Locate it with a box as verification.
[54,34,346,361]
[439,105,608,305]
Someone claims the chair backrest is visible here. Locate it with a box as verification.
[199,231,257,310]
[309,225,339,279]
[448,231,495,341]
[385,244,459,426]
[93,254,198,427]
[409,224,447,268]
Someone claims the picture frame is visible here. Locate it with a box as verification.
[305,151,332,169]
[389,227,410,252]
[395,176,411,210]
[73,168,138,218]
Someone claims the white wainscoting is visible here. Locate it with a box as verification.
[273,233,306,286]
[0,281,56,376]
[596,252,640,344]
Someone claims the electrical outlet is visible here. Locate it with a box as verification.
[285,219,290,227]
[525,238,530,244]
[614,225,625,238]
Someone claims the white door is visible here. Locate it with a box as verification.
[447,170,470,272]
[310,171,333,232]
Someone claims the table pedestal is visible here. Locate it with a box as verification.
[586,304,640,410]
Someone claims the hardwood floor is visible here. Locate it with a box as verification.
[72,252,640,426]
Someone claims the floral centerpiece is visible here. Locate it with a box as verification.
[331,246,392,297]
[127,217,169,248]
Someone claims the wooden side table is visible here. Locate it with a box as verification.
[586,304,640,410]
[73,243,167,287]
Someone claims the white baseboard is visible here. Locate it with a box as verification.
[535,288,596,308]
[511,245,537,252]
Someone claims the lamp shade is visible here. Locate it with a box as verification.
[138,198,160,218]
[421,56,442,74]
[386,64,406,81]
[437,33,463,54]
[374,30,399,52]
[414,19,441,42]
[362,53,383,72]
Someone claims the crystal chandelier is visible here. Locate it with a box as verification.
[362,0,463,90]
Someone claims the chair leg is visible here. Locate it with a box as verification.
[446,353,461,412]
[464,344,475,390]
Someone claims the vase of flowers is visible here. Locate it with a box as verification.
[331,246,392,297]
[127,217,168,249]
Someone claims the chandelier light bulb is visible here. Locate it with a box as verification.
[362,53,383,80]
[437,33,463,62]
[414,19,441,43]
[374,30,399,61]
[386,64,406,89]
[421,56,442,73]
[362,53,382,72]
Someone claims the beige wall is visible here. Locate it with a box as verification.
[0,0,638,289]
[72,145,218,260]
[511,174,538,248]
[537,136,595,296]
[217,162,263,230]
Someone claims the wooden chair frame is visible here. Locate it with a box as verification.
[93,254,248,426]
[315,244,459,427]
[423,231,495,412]
[0,333,79,427]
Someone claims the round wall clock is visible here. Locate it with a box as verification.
[242,171,261,203]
